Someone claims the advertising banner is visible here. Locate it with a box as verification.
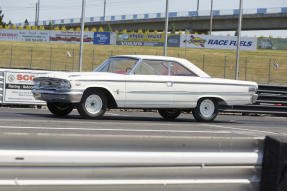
[116,33,180,47]
[49,31,94,44]
[18,30,50,42]
[258,37,287,50]
[0,29,20,41]
[180,34,257,51]
[93,32,110,45]
[4,72,44,104]
[110,32,117,45]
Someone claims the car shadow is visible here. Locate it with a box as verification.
[17,111,235,124]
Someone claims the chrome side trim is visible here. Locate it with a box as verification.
[75,79,254,87]
[128,91,251,96]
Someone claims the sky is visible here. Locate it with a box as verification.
[0,0,287,37]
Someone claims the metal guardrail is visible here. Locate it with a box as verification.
[223,84,287,115]
[0,71,4,104]
[0,136,263,191]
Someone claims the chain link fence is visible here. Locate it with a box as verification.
[0,43,286,84]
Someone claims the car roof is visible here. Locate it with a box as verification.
[110,55,210,78]
[112,55,187,62]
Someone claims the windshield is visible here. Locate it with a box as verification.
[95,57,138,74]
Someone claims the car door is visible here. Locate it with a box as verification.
[169,62,200,108]
[125,60,174,108]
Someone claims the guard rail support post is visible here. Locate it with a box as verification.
[260,136,287,191]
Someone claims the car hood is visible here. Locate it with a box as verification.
[35,72,119,81]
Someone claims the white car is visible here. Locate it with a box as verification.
[32,55,258,122]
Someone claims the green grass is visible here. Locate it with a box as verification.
[0,40,286,84]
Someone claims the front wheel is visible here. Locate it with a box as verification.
[158,109,181,120]
[77,90,107,119]
[47,102,74,116]
[192,98,218,122]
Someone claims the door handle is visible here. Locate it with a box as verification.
[166,82,173,87]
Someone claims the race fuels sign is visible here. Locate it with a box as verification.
[4,72,44,104]
[180,34,257,51]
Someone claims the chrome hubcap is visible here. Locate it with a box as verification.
[85,95,103,114]
[199,99,215,118]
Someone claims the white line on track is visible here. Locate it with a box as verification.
[0,125,232,134]
[205,124,287,136]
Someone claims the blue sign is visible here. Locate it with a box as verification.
[93,32,110,45]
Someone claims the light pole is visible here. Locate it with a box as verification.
[209,0,213,35]
[103,0,106,22]
[197,0,200,13]
[37,0,40,26]
[163,0,169,56]
[235,0,243,80]
[35,2,38,26]
[79,0,86,72]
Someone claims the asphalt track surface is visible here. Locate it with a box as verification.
[0,107,286,140]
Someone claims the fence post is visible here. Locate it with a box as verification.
[202,54,205,71]
[92,49,95,71]
[110,50,113,56]
[72,48,75,72]
[30,47,33,69]
[244,57,248,81]
[224,56,227,79]
[9,46,13,68]
[268,58,271,83]
[49,47,53,71]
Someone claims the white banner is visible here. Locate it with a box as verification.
[4,72,44,104]
[49,31,94,44]
[18,30,50,42]
[0,29,20,41]
[180,34,257,51]
[110,32,117,45]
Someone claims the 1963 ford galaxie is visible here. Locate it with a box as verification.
[32,55,258,122]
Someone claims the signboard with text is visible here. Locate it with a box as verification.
[180,34,257,51]
[49,31,94,44]
[94,32,110,45]
[4,72,44,104]
[116,33,180,47]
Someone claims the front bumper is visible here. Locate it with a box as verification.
[32,89,83,103]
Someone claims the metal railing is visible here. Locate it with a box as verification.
[16,7,287,26]
[0,135,263,191]
[223,84,287,115]
[0,71,3,104]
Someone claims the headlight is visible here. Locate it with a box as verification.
[248,86,257,93]
[58,80,71,89]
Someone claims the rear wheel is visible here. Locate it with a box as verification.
[77,90,107,119]
[192,98,218,122]
[158,109,181,120]
[47,102,74,116]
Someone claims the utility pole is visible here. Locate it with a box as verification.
[35,2,38,26]
[79,0,86,72]
[209,0,213,35]
[163,0,169,56]
[197,0,200,13]
[37,0,40,26]
[103,0,107,22]
[235,0,243,80]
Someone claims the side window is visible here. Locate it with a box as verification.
[134,60,169,75]
[99,58,137,74]
[170,62,197,76]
